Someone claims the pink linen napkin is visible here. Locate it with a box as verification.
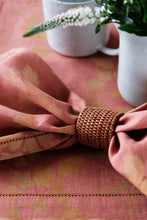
[0,48,146,195]
[109,105,147,195]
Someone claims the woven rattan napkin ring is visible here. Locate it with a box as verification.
[76,107,124,150]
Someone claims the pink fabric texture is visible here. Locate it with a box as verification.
[0,48,147,197]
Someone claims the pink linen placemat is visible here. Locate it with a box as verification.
[0,0,146,219]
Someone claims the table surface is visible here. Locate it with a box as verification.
[0,0,147,219]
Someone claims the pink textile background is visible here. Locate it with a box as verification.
[0,0,147,219]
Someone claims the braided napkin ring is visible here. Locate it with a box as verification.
[76,107,124,150]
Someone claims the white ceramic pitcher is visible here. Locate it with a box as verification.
[117,31,147,107]
[42,0,118,57]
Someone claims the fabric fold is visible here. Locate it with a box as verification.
[109,103,147,195]
[0,48,86,160]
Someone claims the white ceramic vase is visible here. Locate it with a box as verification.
[117,31,147,107]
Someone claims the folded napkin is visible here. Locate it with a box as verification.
[0,48,146,195]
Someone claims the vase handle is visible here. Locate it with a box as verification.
[97,23,120,56]
[97,45,119,56]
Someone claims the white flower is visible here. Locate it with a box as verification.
[124,0,133,4]
[100,6,106,13]
[42,6,102,31]
[23,5,110,37]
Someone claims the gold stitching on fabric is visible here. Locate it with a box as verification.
[0,134,145,199]
[0,193,144,197]
[0,132,50,145]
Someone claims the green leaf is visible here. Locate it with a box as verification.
[139,0,147,23]
[95,18,110,33]
[119,22,147,36]
[95,24,101,33]
[139,0,147,11]
[143,14,147,23]
[128,0,143,20]
[111,13,133,24]
[99,18,111,26]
